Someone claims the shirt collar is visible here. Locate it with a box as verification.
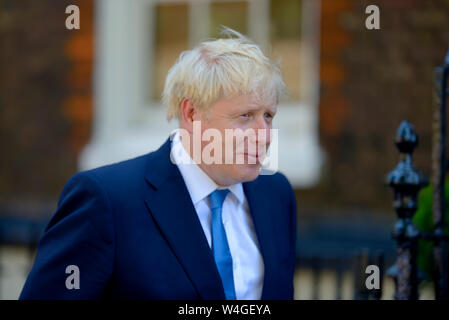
[170,129,245,205]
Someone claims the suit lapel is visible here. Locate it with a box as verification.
[144,138,225,300]
[243,180,279,300]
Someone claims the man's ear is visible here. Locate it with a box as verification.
[180,98,200,133]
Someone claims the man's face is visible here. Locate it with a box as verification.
[194,94,277,186]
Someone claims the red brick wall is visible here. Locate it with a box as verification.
[63,0,93,154]
[0,0,93,199]
[2,0,449,214]
[298,0,449,213]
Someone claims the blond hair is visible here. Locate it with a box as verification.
[162,27,287,121]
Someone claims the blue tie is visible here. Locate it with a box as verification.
[209,189,236,300]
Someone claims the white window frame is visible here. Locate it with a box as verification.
[80,0,324,187]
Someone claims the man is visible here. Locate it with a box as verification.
[20,28,297,300]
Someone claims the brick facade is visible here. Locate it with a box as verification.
[2,0,449,213]
[297,0,449,213]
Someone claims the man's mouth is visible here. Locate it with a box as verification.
[243,153,262,164]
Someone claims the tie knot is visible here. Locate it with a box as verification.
[209,189,230,210]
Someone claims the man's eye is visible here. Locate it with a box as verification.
[241,113,249,118]
[264,113,273,119]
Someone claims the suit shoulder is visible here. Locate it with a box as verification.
[59,151,155,204]
[248,171,295,205]
[85,152,152,179]
[255,171,293,191]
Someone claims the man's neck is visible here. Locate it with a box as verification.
[179,132,234,187]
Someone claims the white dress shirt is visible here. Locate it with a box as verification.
[170,130,264,300]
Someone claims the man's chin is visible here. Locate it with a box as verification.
[234,164,262,182]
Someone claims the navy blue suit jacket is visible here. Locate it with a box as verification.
[20,138,297,299]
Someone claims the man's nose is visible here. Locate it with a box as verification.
[252,116,271,146]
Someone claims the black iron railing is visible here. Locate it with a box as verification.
[431,48,449,300]
[387,49,449,300]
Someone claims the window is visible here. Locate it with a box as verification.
[270,0,302,100]
[149,0,304,104]
[88,0,322,187]
[210,1,248,37]
[152,3,189,100]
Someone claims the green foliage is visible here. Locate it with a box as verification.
[413,180,449,279]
